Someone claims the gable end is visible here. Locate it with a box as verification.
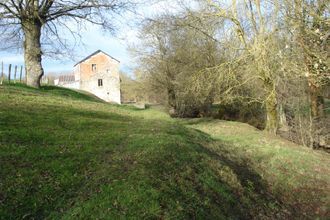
[74,50,120,67]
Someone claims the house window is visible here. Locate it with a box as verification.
[106,69,111,74]
[98,79,103,87]
[92,64,97,72]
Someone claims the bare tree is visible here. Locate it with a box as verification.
[133,11,224,117]
[0,0,131,88]
[205,0,285,133]
[283,0,329,119]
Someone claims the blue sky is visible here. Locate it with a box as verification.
[0,19,138,75]
[0,33,131,74]
[0,0,181,76]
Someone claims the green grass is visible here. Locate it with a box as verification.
[185,119,330,218]
[0,84,329,219]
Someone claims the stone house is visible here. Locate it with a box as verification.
[55,50,121,104]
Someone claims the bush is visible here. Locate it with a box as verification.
[211,101,265,129]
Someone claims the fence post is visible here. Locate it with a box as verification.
[8,64,11,84]
[20,66,23,83]
[14,65,17,84]
[0,61,3,85]
[25,67,27,84]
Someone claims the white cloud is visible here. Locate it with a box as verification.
[0,54,24,64]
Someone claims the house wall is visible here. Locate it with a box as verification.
[76,52,121,104]
[61,81,80,90]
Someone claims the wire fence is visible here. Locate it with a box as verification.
[0,61,50,85]
[0,61,25,85]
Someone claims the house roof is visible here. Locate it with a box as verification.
[74,50,120,67]
[58,74,75,83]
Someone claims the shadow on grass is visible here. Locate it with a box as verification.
[0,94,292,219]
[185,128,293,218]
[202,143,290,218]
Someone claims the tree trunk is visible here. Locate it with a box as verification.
[309,82,325,118]
[22,21,44,88]
[278,104,289,132]
[265,90,278,134]
[167,87,177,117]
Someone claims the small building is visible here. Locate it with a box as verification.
[55,50,121,104]
[54,75,78,88]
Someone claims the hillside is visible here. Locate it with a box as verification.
[0,84,329,219]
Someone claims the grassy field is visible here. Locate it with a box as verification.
[0,84,329,219]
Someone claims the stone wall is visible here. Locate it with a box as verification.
[75,51,121,104]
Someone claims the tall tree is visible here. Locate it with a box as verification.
[206,0,283,134]
[0,0,130,88]
[284,0,329,118]
[134,11,222,117]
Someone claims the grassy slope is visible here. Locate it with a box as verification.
[0,84,329,219]
[186,119,330,218]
